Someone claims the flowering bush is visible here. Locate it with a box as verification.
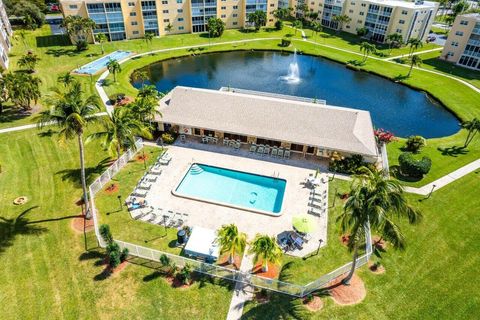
[374,128,396,144]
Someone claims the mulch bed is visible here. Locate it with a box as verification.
[110,260,129,275]
[304,296,324,312]
[217,253,243,270]
[372,236,387,250]
[136,153,149,163]
[328,273,366,305]
[252,261,279,279]
[340,234,350,246]
[254,291,270,304]
[165,275,195,289]
[368,261,386,275]
[71,213,94,234]
[104,183,119,194]
[115,96,134,107]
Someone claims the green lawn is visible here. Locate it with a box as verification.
[0,128,232,319]
[243,171,480,319]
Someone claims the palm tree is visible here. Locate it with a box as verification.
[338,167,421,284]
[165,23,173,33]
[359,42,376,63]
[407,38,423,57]
[6,72,41,110]
[217,224,247,264]
[407,55,422,77]
[292,19,302,35]
[57,72,75,87]
[87,107,152,159]
[249,234,282,272]
[131,69,148,88]
[36,81,101,219]
[95,33,108,54]
[386,33,403,54]
[332,14,351,33]
[129,94,163,124]
[144,32,154,48]
[17,52,40,73]
[461,118,480,147]
[312,21,323,40]
[106,59,121,82]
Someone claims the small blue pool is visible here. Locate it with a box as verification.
[74,50,132,75]
[174,164,286,215]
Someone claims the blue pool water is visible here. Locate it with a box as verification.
[175,164,286,214]
[75,50,131,75]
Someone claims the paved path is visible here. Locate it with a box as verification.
[226,252,255,320]
[384,47,444,61]
[0,112,108,135]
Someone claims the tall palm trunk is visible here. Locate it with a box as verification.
[408,62,414,77]
[78,134,91,219]
[116,143,121,160]
[342,243,358,285]
[262,260,268,272]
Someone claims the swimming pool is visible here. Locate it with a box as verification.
[174,164,286,215]
[74,50,132,75]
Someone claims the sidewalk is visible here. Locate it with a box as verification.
[226,252,255,320]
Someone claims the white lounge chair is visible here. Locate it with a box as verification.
[138,182,151,190]
[133,189,148,197]
[249,144,257,153]
[223,138,229,146]
[271,148,278,157]
[263,145,270,156]
[257,145,264,155]
[150,167,162,175]
[234,141,241,151]
[284,149,291,159]
[146,174,158,182]
[278,148,284,158]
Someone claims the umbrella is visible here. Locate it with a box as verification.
[292,215,316,234]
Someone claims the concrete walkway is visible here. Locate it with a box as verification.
[226,251,255,320]
[384,47,444,61]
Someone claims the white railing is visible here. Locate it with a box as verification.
[88,139,372,297]
[380,142,390,177]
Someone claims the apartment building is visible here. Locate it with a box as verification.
[0,0,12,69]
[441,13,480,70]
[59,0,277,41]
[291,0,437,43]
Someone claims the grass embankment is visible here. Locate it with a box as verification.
[243,171,480,319]
[0,129,232,319]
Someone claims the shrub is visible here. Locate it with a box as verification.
[75,40,88,51]
[374,128,396,144]
[177,263,192,285]
[108,250,121,268]
[120,248,129,262]
[106,242,120,255]
[275,20,283,31]
[398,152,432,177]
[357,27,369,37]
[405,135,426,153]
[329,154,373,174]
[99,224,113,244]
[161,132,175,144]
[108,92,125,104]
[280,38,291,47]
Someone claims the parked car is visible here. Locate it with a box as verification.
[427,35,436,42]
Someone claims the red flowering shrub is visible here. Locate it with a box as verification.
[374,128,396,144]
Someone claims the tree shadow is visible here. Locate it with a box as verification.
[393,74,409,81]
[143,270,164,282]
[390,165,423,182]
[437,146,469,157]
[0,106,33,124]
[242,293,307,320]
[45,48,80,57]
[347,60,365,66]
[55,157,111,188]
[0,206,48,255]
[37,129,58,137]
[35,34,71,47]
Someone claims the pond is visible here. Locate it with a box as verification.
[132,51,460,138]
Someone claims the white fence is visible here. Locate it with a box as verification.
[88,139,373,297]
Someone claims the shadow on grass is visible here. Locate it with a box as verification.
[45,48,81,57]
[36,34,71,47]
[56,157,112,187]
[393,74,409,81]
[0,106,33,124]
[37,129,58,137]
[0,206,47,255]
[437,146,469,157]
[347,59,365,66]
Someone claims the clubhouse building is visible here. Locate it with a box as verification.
[155,86,379,163]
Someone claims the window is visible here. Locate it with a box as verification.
[162,0,168,4]
[269,19,273,22]
[178,17,184,21]
[361,3,366,7]
[131,21,138,25]
[128,2,135,6]
[359,12,364,16]
[163,19,169,22]
[460,20,468,25]
[270,3,275,6]
[349,9,353,13]
[401,10,407,15]
[455,31,464,36]
[177,9,183,12]
[346,25,350,29]
[399,19,405,24]
[194,128,201,136]
[233,5,238,9]
[233,22,238,25]
[179,26,184,30]
[163,9,169,13]
[290,143,304,152]
[233,13,237,17]
[176,0,182,3]
[133,30,139,34]
[451,41,459,46]
[221,14,226,18]
[350,1,355,5]
[357,19,362,23]
[447,51,454,56]
[130,12,136,16]
[396,28,402,33]
[221,6,226,9]
[69,4,78,9]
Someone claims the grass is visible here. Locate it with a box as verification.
[243,171,480,319]
[0,128,232,319]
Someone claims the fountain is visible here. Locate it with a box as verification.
[280,48,301,84]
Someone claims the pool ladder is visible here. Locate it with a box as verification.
[272,171,280,179]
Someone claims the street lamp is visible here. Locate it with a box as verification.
[117,195,122,211]
[426,184,436,199]
[315,239,324,255]
[142,150,147,170]
[329,172,336,182]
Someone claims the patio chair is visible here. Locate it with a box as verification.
[289,232,304,250]
[234,141,241,151]
[180,134,186,143]
[256,145,264,155]
[271,147,278,158]
[263,146,270,156]
[138,182,151,190]
[213,137,218,144]
[158,158,171,165]
[223,138,229,146]
[133,188,148,197]
[149,167,162,175]
[284,149,291,159]
[249,144,257,154]
[277,148,284,158]
[229,140,236,148]
[201,136,208,143]
[146,174,158,182]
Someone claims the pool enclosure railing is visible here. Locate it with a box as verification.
[88,138,373,298]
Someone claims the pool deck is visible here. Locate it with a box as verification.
[137,139,330,257]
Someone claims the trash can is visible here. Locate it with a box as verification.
[177,229,186,244]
